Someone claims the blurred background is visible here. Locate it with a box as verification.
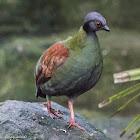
[0,0,139,139]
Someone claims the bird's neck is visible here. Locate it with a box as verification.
[83,22,97,37]
[76,27,97,43]
[76,27,101,55]
[86,32,97,38]
[77,27,97,41]
[76,27,98,47]
[66,27,98,51]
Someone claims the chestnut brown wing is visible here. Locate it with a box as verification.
[35,43,69,87]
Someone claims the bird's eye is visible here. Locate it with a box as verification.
[94,21,102,28]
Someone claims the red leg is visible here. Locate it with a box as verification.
[44,99,62,119]
[67,98,85,131]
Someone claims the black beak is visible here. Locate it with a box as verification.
[103,25,110,32]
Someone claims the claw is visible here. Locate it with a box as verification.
[67,120,85,131]
[44,101,62,119]
[51,108,62,119]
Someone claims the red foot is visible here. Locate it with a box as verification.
[44,103,62,119]
[67,120,85,131]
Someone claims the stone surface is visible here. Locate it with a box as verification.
[0,100,110,140]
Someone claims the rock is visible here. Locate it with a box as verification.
[0,100,110,140]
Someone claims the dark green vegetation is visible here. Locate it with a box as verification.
[0,27,140,115]
[99,71,140,139]
[0,0,140,35]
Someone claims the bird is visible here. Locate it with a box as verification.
[35,12,109,131]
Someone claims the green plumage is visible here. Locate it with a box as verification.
[37,27,103,98]
[35,12,109,130]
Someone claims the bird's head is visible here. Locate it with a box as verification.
[83,12,109,34]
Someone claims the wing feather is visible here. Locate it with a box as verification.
[35,43,69,87]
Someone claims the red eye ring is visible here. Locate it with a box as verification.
[94,21,102,28]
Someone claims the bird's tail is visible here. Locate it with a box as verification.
[36,87,46,98]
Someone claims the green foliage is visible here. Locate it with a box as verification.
[0,0,140,34]
[120,114,140,138]
[99,83,140,108]
[0,0,84,33]
[129,126,140,139]
[99,68,140,139]
[114,68,140,83]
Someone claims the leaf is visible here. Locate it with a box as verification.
[98,83,140,108]
[109,92,140,118]
[136,135,140,140]
[100,68,140,139]
[113,68,140,83]
[120,114,140,137]
[128,126,140,138]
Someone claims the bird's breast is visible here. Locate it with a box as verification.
[40,42,103,97]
